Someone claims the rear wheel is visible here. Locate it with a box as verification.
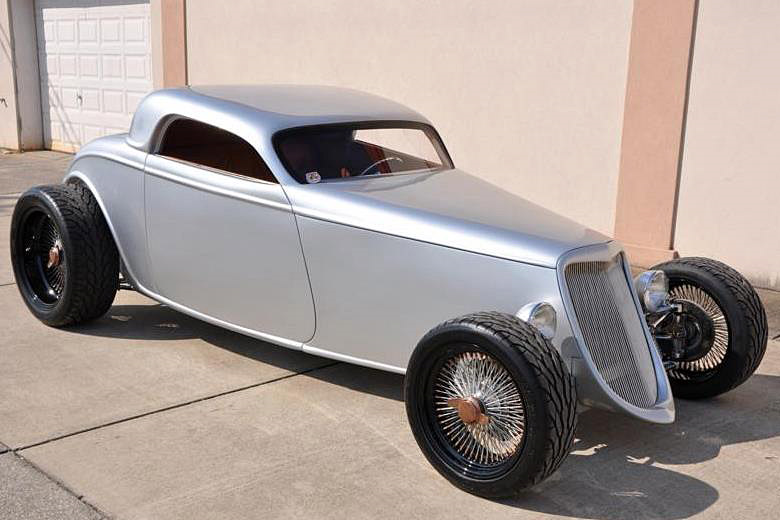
[405,312,576,497]
[10,183,119,326]
[651,257,768,399]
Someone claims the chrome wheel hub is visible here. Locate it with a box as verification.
[447,396,489,425]
[47,241,62,269]
[434,351,525,466]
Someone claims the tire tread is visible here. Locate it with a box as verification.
[415,311,577,492]
[22,183,119,326]
[653,257,768,396]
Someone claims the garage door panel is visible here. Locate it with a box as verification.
[57,18,77,43]
[79,54,100,78]
[100,17,122,43]
[101,54,123,79]
[78,18,99,42]
[102,90,125,114]
[60,87,81,109]
[58,55,78,78]
[125,55,149,81]
[126,91,146,113]
[124,16,146,42]
[82,125,104,143]
[36,0,152,151]
[80,88,101,111]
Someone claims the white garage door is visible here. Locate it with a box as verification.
[35,0,152,152]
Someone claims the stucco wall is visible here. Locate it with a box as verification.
[185,0,633,235]
[0,0,19,149]
[8,0,41,149]
[0,0,42,151]
[675,0,780,290]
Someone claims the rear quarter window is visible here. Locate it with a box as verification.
[157,118,277,183]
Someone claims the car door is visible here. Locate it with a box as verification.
[143,117,314,344]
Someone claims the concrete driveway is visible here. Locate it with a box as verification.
[1,152,779,519]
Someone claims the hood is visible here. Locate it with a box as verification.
[284,169,610,267]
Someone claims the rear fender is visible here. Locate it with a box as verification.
[63,139,155,292]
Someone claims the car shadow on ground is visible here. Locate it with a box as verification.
[311,365,780,519]
[71,302,780,520]
[70,301,328,374]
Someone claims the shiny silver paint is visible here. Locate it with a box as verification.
[65,135,153,289]
[63,85,674,424]
[144,154,315,342]
[296,215,570,372]
[282,170,608,267]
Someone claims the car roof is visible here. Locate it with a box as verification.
[192,85,426,121]
[126,85,431,152]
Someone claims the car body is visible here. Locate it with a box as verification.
[61,85,674,424]
[16,84,767,496]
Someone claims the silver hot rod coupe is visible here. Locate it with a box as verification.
[10,86,767,497]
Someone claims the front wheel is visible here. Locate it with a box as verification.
[405,312,576,498]
[651,257,768,399]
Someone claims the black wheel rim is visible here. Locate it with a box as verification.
[660,279,730,382]
[421,345,526,480]
[18,209,66,306]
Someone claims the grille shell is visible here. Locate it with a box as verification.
[564,255,658,409]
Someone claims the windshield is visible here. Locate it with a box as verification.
[274,122,453,184]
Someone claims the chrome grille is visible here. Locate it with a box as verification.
[565,255,658,408]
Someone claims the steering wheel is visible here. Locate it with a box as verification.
[357,156,403,177]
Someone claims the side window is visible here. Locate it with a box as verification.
[157,118,277,183]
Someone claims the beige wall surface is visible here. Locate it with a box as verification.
[0,0,42,151]
[9,0,42,150]
[0,0,19,149]
[675,0,780,290]
[186,0,633,235]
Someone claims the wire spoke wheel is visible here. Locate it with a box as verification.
[434,351,525,467]
[406,313,576,497]
[18,209,67,305]
[427,349,526,477]
[665,283,730,381]
[651,257,767,399]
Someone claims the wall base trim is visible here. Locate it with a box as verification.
[623,242,679,268]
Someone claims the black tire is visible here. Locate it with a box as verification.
[10,183,119,327]
[652,257,768,399]
[405,311,576,498]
